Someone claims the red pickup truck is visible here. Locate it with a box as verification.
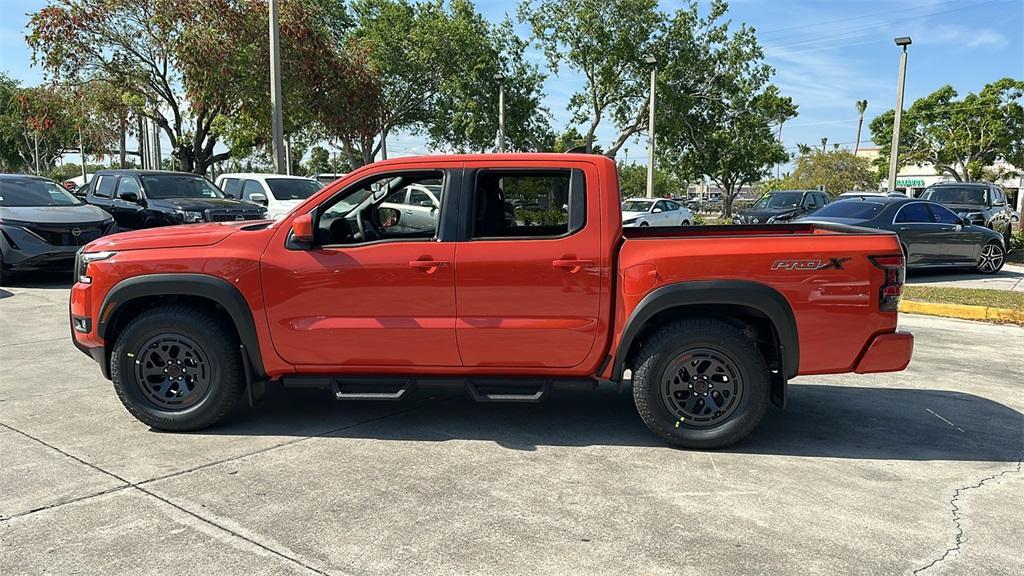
[70,154,913,448]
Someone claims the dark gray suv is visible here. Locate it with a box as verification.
[919,182,1014,249]
[0,175,116,286]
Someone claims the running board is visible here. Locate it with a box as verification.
[281,375,598,403]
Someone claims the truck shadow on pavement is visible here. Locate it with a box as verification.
[226,383,1022,461]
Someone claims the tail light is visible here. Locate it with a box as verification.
[870,255,905,312]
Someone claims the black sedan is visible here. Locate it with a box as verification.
[798,197,1006,274]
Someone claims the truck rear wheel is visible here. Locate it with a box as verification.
[632,318,769,449]
[110,305,243,431]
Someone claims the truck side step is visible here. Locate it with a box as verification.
[465,380,550,403]
[331,378,415,401]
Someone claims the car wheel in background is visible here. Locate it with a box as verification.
[975,240,1005,275]
[632,318,770,449]
[111,305,243,431]
[639,222,649,227]
[681,220,690,226]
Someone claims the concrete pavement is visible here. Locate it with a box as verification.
[1,276,1022,575]
[906,263,1024,292]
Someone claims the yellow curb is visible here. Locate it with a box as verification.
[899,299,1024,324]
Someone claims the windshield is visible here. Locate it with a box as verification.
[0,178,84,207]
[622,200,653,212]
[266,178,323,201]
[141,174,226,199]
[809,200,886,220]
[920,186,987,205]
[752,192,803,209]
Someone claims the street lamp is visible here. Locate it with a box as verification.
[645,55,657,198]
[269,0,286,174]
[887,36,911,193]
[494,72,506,153]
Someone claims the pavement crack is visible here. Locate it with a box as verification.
[912,455,1024,575]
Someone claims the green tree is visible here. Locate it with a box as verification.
[28,0,376,175]
[656,1,795,217]
[771,148,876,195]
[306,145,333,175]
[869,78,1024,182]
[520,0,662,155]
[854,99,868,155]
[616,162,684,199]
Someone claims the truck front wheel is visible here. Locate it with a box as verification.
[110,305,243,431]
[632,318,770,449]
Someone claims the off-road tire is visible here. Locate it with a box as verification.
[632,318,770,449]
[110,305,243,431]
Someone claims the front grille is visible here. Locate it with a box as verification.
[26,224,105,246]
[205,210,265,223]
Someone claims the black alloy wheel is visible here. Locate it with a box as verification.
[661,348,743,427]
[134,333,213,410]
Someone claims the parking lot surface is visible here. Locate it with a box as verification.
[1,276,1022,576]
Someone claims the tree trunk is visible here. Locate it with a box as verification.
[854,115,864,155]
[722,186,735,219]
[119,115,127,168]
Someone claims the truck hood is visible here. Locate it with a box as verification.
[0,204,112,225]
[83,221,260,252]
[147,197,263,212]
[739,208,797,222]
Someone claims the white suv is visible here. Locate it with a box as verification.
[215,173,323,220]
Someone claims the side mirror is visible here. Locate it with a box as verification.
[120,192,139,203]
[376,206,401,228]
[652,208,663,214]
[291,213,314,243]
[249,193,268,205]
[418,200,435,208]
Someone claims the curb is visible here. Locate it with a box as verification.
[899,299,1024,324]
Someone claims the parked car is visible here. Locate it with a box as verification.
[313,172,348,186]
[82,170,266,230]
[70,153,913,449]
[621,198,694,227]
[919,182,1014,249]
[380,182,443,233]
[734,190,829,224]
[0,174,116,286]
[215,173,323,220]
[798,197,1006,274]
[834,191,905,201]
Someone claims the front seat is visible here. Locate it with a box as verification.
[475,180,507,237]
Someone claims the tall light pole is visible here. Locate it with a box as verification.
[645,55,657,198]
[494,72,506,153]
[888,36,911,192]
[269,0,286,174]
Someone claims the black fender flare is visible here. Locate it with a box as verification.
[612,280,799,382]
[98,273,265,380]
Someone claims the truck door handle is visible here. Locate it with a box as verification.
[409,259,449,271]
[552,259,593,272]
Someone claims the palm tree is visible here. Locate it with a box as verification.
[796,143,812,156]
[820,137,828,152]
[854,99,868,155]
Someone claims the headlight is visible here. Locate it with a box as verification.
[622,217,637,226]
[76,251,116,284]
[176,210,205,223]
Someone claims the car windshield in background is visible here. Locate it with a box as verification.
[265,178,323,200]
[920,187,987,205]
[141,175,226,199]
[622,200,653,212]
[752,192,802,209]
[809,200,886,220]
[0,178,84,207]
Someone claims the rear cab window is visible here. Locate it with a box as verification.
[470,169,586,239]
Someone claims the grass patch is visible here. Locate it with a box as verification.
[903,286,1024,310]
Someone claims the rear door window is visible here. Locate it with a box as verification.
[221,178,242,199]
[94,175,115,198]
[470,169,585,239]
[928,204,961,225]
[241,179,265,202]
[895,202,933,223]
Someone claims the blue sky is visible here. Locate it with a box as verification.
[1,0,1022,165]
